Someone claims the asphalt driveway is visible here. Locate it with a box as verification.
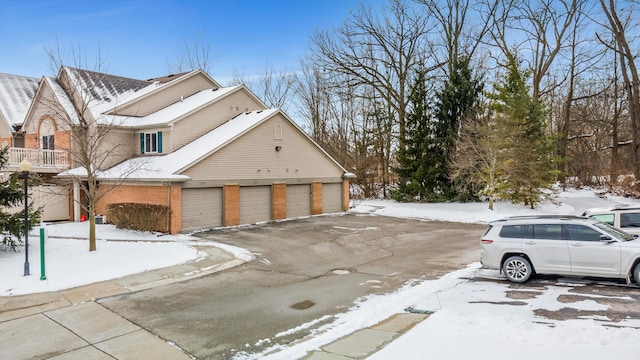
[98,213,485,359]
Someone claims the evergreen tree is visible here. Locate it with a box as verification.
[0,147,42,250]
[434,56,483,200]
[392,68,434,202]
[492,54,558,208]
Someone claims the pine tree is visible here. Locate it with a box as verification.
[434,56,483,200]
[492,54,558,208]
[392,68,434,202]
[0,147,42,250]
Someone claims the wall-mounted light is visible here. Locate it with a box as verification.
[275,146,282,152]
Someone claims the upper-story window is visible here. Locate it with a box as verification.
[140,131,163,154]
[40,118,55,150]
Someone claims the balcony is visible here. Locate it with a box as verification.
[7,147,70,172]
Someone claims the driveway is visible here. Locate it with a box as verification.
[98,213,485,359]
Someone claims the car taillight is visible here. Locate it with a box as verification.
[481,239,493,244]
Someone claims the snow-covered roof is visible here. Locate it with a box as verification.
[59,109,279,181]
[97,85,242,127]
[42,77,79,123]
[62,67,174,119]
[0,73,39,127]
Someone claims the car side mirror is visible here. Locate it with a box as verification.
[599,235,614,242]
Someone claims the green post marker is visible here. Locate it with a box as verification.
[39,227,46,280]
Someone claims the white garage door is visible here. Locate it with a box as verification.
[182,188,222,232]
[240,186,271,224]
[287,184,311,218]
[35,185,70,222]
[322,183,343,213]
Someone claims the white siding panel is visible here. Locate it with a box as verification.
[287,184,311,218]
[182,188,222,231]
[322,183,342,213]
[240,186,271,224]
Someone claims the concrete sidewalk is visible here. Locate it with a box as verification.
[0,241,428,360]
[0,245,242,359]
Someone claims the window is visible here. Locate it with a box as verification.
[41,135,54,150]
[532,224,563,240]
[564,224,602,241]
[620,213,640,228]
[39,118,55,150]
[590,214,614,225]
[140,132,163,154]
[500,225,524,238]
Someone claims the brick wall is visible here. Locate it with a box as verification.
[311,181,322,215]
[25,134,38,149]
[224,184,240,226]
[342,179,350,211]
[272,183,286,220]
[96,183,182,234]
[0,137,11,147]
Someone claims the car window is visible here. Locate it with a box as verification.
[499,225,524,238]
[620,212,640,228]
[533,224,563,240]
[589,213,614,226]
[563,224,602,241]
[594,222,635,241]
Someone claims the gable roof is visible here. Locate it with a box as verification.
[97,85,243,127]
[59,108,347,182]
[61,67,164,117]
[0,73,39,128]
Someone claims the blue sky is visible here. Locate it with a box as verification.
[1,0,383,83]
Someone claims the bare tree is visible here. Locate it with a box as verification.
[309,0,433,149]
[232,65,298,113]
[168,30,212,74]
[43,42,148,251]
[598,0,640,188]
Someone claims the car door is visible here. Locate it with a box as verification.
[523,224,571,274]
[564,224,621,276]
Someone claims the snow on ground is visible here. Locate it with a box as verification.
[0,222,250,296]
[2,188,640,359]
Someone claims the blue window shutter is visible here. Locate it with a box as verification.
[140,133,145,154]
[157,132,163,153]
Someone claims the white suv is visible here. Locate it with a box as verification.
[480,215,640,284]
[582,205,640,235]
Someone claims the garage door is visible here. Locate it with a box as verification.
[35,185,70,222]
[182,188,222,232]
[287,184,311,218]
[322,183,343,213]
[240,186,271,224]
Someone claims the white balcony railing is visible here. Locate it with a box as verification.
[8,148,69,169]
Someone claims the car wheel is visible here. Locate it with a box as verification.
[634,263,640,286]
[502,256,532,283]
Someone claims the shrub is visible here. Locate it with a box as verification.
[107,203,170,233]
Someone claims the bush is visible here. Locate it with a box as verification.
[107,203,170,233]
